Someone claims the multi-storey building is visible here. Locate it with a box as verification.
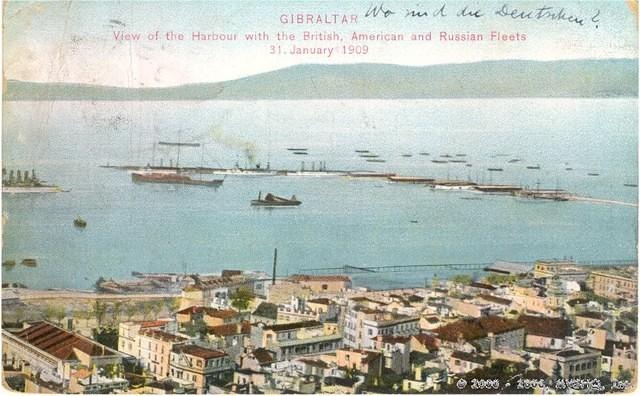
[169,344,233,392]
[136,329,189,379]
[250,320,342,361]
[539,349,601,379]
[588,268,637,303]
[343,305,420,349]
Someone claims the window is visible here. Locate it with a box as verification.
[322,284,328,290]
[455,360,461,366]
[197,360,202,368]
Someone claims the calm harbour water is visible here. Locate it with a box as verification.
[2,99,637,290]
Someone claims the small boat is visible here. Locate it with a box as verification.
[21,258,37,267]
[565,168,573,171]
[360,154,379,158]
[251,192,301,207]
[74,217,87,228]
[449,160,467,163]
[355,150,370,153]
[292,151,308,155]
[409,220,418,224]
[460,197,482,200]
[465,164,473,167]
[526,165,541,170]
[287,148,308,151]
[624,183,638,187]
[587,173,600,176]
[2,260,16,268]
[419,152,430,156]
[487,168,503,172]
[440,154,453,158]
[455,154,467,157]
[508,159,521,163]
[366,159,386,163]
[401,154,413,157]
[431,160,448,164]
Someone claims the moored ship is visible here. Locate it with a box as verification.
[2,168,62,194]
[131,171,223,187]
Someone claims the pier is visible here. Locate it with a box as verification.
[298,259,637,275]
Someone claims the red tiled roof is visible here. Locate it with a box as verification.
[411,333,440,351]
[575,311,604,320]
[15,321,117,361]
[139,320,169,328]
[252,348,275,365]
[208,321,251,337]
[434,316,523,342]
[307,298,333,305]
[173,344,226,359]
[517,315,572,339]
[377,335,410,344]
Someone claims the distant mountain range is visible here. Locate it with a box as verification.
[4,59,637,100]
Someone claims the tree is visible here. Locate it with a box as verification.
[112,301,124,322]
[617,369,632,382]
[94,300,108,327]
[230,287,254,311]
[43,304,66,325]
[125,302,138,321]
[451,274,473,286]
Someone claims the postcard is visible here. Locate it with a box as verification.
[1,0,638,394]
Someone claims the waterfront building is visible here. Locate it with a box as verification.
[288,274,352,294]
[588,267,638,303]
[533,260,588,282]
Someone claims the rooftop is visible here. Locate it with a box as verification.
[207,321,251,337]
[451,351,489,365]
[172,344,227,359]
[434,316,523,342]
[517,315,572,339]
[139,329,188,343]
[13,321,120,361]
[289,274,351,283]
[477,293,512,306]
[260,320,323,332]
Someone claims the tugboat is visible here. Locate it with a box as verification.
[74,216,87,228]
[2,260,16,268]
[21,258,37,267]
[251,192,301,207]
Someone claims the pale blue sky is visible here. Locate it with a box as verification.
[3,0,638,86]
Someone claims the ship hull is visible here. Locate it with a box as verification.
[2,186,61,194]
[132,172,223,187]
